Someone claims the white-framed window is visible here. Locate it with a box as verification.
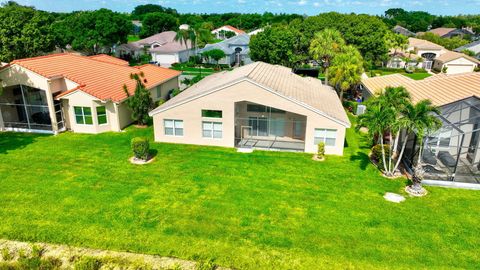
[164,119,183,136]
[74,106,93,125]
[156,86,162,99]
[202,121,222,139]
[314,128,337,146]
[96,106,108,125]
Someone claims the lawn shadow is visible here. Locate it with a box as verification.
[0,132,44,155]
[350,151,370,170]
[149,149,158,159]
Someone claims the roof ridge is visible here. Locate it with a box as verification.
[11,53,70,64]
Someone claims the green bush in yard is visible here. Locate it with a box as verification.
[317,142,325,159]
[371,144,391,170]
[131,137,149,160]
[74,257,102,270]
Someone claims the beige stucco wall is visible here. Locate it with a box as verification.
[150,77,179,102]
[0,65,50,90]
[434,57,477,74]
[61,91,119,134]
[152,80,347,155]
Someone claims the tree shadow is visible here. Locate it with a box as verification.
[0,132,44,155]
[350,151,370,170]
[148,148,158,159]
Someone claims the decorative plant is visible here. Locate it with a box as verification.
[131,137,150,161]
[317,142,325,160]
[123,72,153,126]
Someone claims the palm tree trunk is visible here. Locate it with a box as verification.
[393,134,408,173]
[388,130,394,175]
[324,67,329,86]
[380,135,388,174]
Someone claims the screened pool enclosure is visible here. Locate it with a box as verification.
[403,97,480,184]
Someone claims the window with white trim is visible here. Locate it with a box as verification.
[202,121,222,139]
[164,119,183,136]
[74,106,93,125]
[156,86,162,99]
[314,129,337,146]
[96,106,108,125]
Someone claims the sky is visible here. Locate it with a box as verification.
[13,0,480,15]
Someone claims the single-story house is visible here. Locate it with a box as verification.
[199,34,252,66]
[432,51,480,74]
[361,72,480,185]
[0,54,180,134]
[386,38,447,70]
[149,62,350,155]
[211,25,246,40]
[115,31,194,67]
[455,40,480,59]
[393,25,415,37]
[427,27,475,39]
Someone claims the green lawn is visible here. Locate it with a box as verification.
[128,35,140,42]
[0,118,479,269]
[369,69,432,80]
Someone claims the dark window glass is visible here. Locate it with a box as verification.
[202,110,222,118]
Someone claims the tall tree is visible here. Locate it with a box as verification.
[132,4,177,20]
[52,9,131,54]
[123,72,153,126]
[328,45,364,100]
[0,2,55,62]
[140,12,178,38]
[309,29,346,86]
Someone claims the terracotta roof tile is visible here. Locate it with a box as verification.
[10,53,180,102]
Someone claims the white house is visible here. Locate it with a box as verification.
[455,40,480,59]
[211,25,246,40]
[433,51,480,74]
[116,31,194,67]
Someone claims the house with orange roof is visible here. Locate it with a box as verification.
[0,54,180,134]
[211,25,246,40]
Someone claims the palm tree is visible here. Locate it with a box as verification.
[358,98,395,173]
[328,45,364,100]
[406,100,442,192]
[309,29,346,86]
[174,28,195,59]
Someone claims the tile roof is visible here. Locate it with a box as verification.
[428,28,457,37]
[150,62,350,127]
[214,25,246,34]
[199,34,250,55]
[7,53,180,102]
[119,31,191,53]
[88,54,129,66]
[362,72,480,106]
[435,50,480,64]
[455,40,480,52]
[408,37,444,50]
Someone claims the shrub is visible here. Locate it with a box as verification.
[317,142,325,159]
[1,248,12,261]
[371,144,391,170]
[74,257,102,270]
[131,137,150,161]
[170,88,181,98]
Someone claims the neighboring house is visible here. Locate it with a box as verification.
[427,27,475,39]
[393,25,415,37]
[386,38,447,69]
[248,28,264,36]
[116,31,194,67]
[199,34,252,66]
[179,24,190,30]
[432,51,480,74]
[132,20,142,35]
[149,62,350,155]
[361,72,480,185]
[455,40,480,59]
[0,54,180,134]
[211,25,246,40]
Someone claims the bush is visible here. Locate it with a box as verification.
[131,137,150,161]
[317,142,325,159]
[371,144,391,170]
[74,257,102,270]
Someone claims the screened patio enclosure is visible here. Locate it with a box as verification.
[403,97,480,184]
[234,101,306,151]
[0,85,64,133]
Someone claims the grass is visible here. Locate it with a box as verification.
[369,68,432,80]
[0,117,479,269]
[128,35,140,42]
